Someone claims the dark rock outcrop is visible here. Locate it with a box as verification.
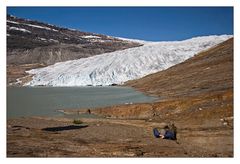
[7,15,141,65]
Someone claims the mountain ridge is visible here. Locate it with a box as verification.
[7,15,141,65]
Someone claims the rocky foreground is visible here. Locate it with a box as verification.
[7,116,232,157]
[7,38,233,157]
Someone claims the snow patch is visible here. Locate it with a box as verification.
[24,23,58,32]
[81,35,101,39]
[116,37,153,44]
[9,26,31,33]
[7,20,20,24]
[38,37,47,41]
[68,28,78,31]
[7,19,58,32]
[49,39,59,43]
[26,35,232,87]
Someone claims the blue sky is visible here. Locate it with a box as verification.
[7,7,233,41]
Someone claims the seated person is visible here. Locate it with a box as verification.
[153,125,177,140]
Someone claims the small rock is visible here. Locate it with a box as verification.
[86,109,91,114]
[223,122,228,126]
[135,150,144,156]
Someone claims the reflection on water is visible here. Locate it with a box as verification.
[7,86,157,118]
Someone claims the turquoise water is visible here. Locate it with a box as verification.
[7,86,157,118]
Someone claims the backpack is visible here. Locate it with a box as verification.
[167,123,177,140]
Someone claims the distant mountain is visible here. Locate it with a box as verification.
[25,35,232,86]
[7,15,141,65]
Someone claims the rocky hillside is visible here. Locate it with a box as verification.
[7,15,141,65]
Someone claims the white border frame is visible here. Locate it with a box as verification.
[1,0,239,163]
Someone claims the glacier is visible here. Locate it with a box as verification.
[25,35,232,86]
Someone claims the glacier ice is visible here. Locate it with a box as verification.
[25,35,232,86]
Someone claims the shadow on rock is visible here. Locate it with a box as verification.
[42,125,88,132]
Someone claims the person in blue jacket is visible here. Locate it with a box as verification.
[153,125,177,140]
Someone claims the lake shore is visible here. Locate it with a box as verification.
[7,89,233,157]
[7,88,233,157]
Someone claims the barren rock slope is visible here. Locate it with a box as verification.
[7,15,140,65]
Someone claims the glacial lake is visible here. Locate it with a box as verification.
[7,86,157,118]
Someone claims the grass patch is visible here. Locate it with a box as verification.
[73,119,83,125]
